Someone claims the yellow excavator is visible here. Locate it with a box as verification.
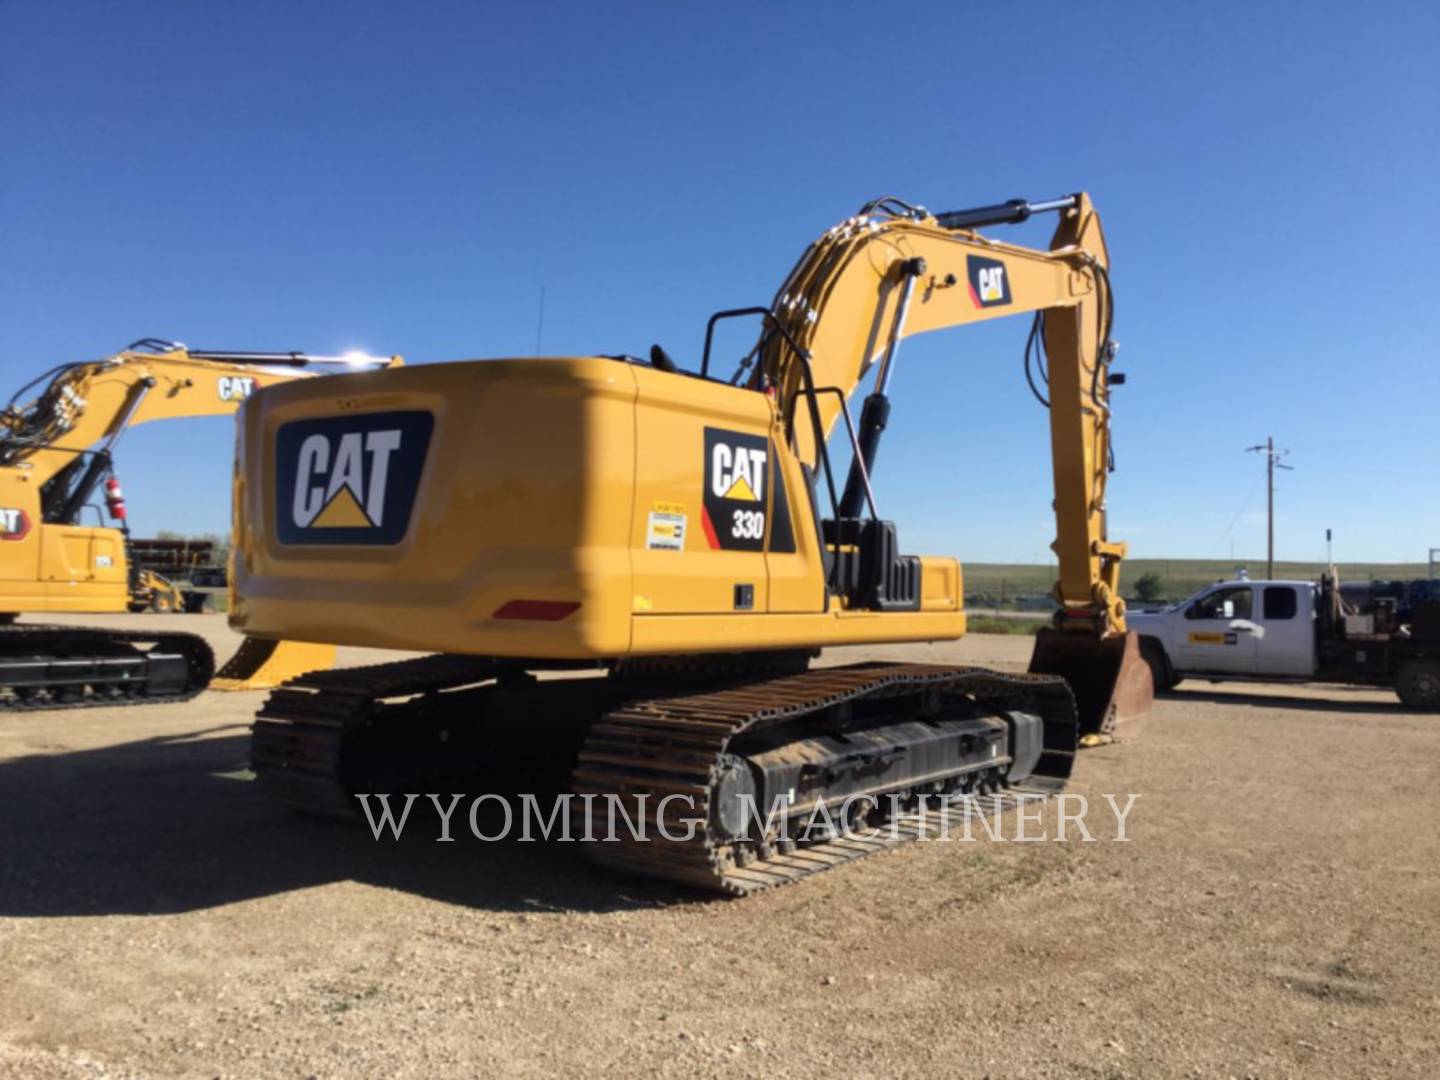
[233,193,1152,893]
[0,340,401,709]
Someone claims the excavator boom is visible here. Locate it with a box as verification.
[751,193,1148,736]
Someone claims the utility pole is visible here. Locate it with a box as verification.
[1246,437,1292,579]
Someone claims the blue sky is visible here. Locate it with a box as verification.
[2,2,1436,564]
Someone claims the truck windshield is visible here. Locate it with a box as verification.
[1169,588,1207,611]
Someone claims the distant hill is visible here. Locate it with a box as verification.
[964,559,1433,607]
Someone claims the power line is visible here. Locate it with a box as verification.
[1214,479,1264,554]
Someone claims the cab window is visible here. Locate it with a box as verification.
[1264,586,1298,620]
[1189,586,1252,620]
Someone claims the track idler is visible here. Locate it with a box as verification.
[1028,628,1153,744]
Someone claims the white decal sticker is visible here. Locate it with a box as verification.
[646,504,687,551]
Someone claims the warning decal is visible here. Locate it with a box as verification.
[646,502,687,551]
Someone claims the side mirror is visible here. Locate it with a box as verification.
[1223,600,1235,619]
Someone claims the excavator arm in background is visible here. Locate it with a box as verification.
[0,341,403,700]
[2,339,402,526]
[749,193,1150,738]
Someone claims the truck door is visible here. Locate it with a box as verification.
[1254,584,1316,676]
[1176,584,1260,673]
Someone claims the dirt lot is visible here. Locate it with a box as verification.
[2,615,1437,1079]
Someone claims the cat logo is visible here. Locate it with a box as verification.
[966,254,1012,308]
[0,507,31,541]
[711,441,765,503]
[275,411,433,545]
[702,428,773,552]
[218,376,256,401]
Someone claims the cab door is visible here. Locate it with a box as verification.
[1176,584,1260,673]
[629,369,773,615]
[37,522,129,610]
[1253,583,1316,676]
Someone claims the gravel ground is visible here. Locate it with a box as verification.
[1,615,1437,1079]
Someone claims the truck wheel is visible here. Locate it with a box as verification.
[1396,660,1440,711]
[1140,638,1179,693]
[151,594,175,614]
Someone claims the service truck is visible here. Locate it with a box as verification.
[1128,574,1440,709]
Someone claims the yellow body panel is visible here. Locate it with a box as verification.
[230,359,964,657]
[918,555,962,613]
[0,474,131,612]
[233,360,638,656]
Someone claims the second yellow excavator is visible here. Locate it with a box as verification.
[0,340,401,708]
[233,192,1152,893]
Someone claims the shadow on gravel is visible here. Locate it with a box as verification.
[0,724,701,918]
[1168,686,1401,715]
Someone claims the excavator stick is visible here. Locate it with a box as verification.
[1028,628,1153,745]
[210,637,337,692]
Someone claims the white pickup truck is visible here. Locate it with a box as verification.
[1126,576,1440,709]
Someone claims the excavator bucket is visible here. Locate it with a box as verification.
[209,637,337,692]
[1028,628,1153,745]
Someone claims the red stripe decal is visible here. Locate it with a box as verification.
[701,506,721,549]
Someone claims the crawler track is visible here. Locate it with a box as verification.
[0,623,215,711]
[251,653,499,817]
[575,662,1077,894]
[250,658,1077,895]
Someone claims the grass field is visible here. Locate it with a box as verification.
[964,559,1433,606]
[964,614,1049,635]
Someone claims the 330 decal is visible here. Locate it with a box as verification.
[699,428,795,553]
[701,428,767,551]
